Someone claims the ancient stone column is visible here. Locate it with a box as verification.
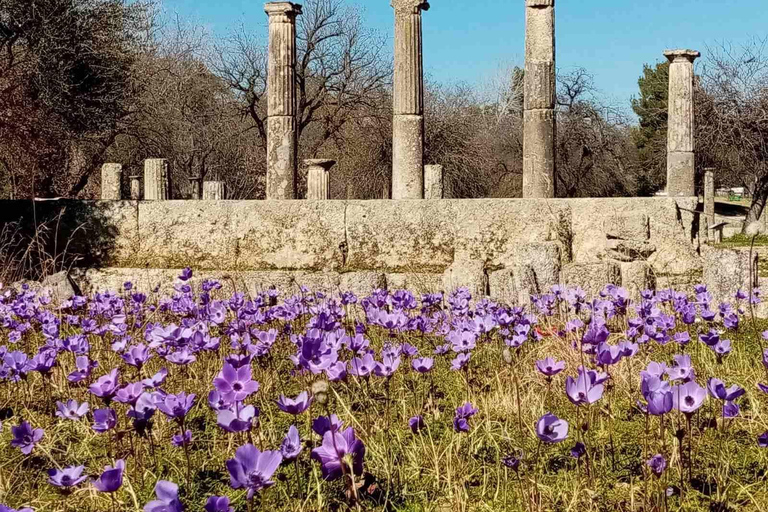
[305,159,335,200]
[665,49,700,197]
[392,0,429,200]
[188,177,202,200]
[203,181,226,200]
[523,0,556,198]
[144,159,170,200]
[129,175,142,200]
[704,168,715,242]
[101,164,122,200]
[265,2,302,200]
[424,164,443,199]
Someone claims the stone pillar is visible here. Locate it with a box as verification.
[129,175,142,200]
[704,168,715,242]
[665,49,700,197]
[101,164,122,200]
[392,0,429,200]
[188,177,202,200]
[424,164,443,199]
[523,0,556,198]
[305,159,335,200]
[144,159,170,200]
[265,2,302,200]
[203,181,226,200]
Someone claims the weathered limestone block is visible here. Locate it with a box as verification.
[424,164,443,199]
[488,264,539,306]
[522,109,556,198]
[605,239,657,262]
[144,159,170,200]
[604,213,649,241]
[392,115,425,199]
[621,261,655,301]
[42,271,80,304]
[130,176,142,200]
[340,272,387,296]
[561,262,621,297]
[265,2,301,200]
[664,49,700,197]
[702,246,757,306]
[512,241,561,290]
[305,159,335,200]
[101,164,122,200]
[203,181,226,200]
[442,260,487,298]
[385,273,444,294]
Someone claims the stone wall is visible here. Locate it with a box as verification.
[0,197,704,300]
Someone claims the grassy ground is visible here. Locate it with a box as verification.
[2,285,768,511]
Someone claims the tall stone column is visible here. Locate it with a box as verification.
[665,49,700,197]
[523,0,556,198]
[424,164,443,199]
[265,2,302,200]
[392,0,429,200]
[704,168,715,241]
[130,175,142,200]
[188,177,202,200]
[305,159,335,200]
[203,181,226,200]
[144,159,170,200]
[101,164,122,200]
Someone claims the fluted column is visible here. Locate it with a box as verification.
[129,175,142,200]
[144,159,170,200]
[424,164,443,199]
[305,159,335,200]
[265,2,302,200]
[665,49,700,197]
[203,181,226,200]
[704,168,715,242]
[101,164,122,200]
[392,0,429,199]
[523,0,556,198]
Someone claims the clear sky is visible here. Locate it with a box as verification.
[166,0,767,115]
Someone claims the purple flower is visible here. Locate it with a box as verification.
[204,497,234,512]
[647,454,666,476]
[450,353,471,371]
[409,415,425,433]
[570,442,586,459]
[93,460,125,493]
[412,357,434,373]
[226,445,283,499]
[89,369,120,401]
[707,378,745,401]
[11,421,43,454]
[122,344,151,369]
[673,381,707,414]
[280,425,302,460]
[312,414,344,436]
[723,401,740,418]
[712,339,732,356]
[758,383,768,394]
[166,348,196,366]
[0,506,32,512]
[93,408,117,433]
[142,368,169,389]
[55,399,89,420]
[172,430,192,448]
[502,452,522,471]
[325,362,347,382]
[48,466,87,488]
[374,354,401,378]
[311,427,365,481]
[759,431,768,448]
[67,356,97,383]
[276,392,313,415]
[453,402,478,433]
[596,343,623,366]
[214,364,259,402]
[565,367,604,406]
[179,268,193,281]
[536,413,568,443]
[535,357,565,377]
[155,392,196,420]
[143,480,182,512]
[217,405,258,433]
[666,354,695,382]
[348,354,375,377]
[115,382,145,405]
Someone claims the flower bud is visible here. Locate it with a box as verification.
[312,380,329,405]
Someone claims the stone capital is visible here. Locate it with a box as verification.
[526,0,554,7]
[304,159,336,172]
[264,2,302,19]
[391,0,430,14]
[664,49,700,63]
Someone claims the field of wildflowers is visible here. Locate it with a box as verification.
[2,269,768,511]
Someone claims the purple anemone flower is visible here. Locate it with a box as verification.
[759,431,768,448]
[93,408,117,433]
[48,466,87,488]
[142,368,168,389]
[11,421,43,454]
[374,354,401,378]
[55,399,89,421]
[758,383,768,394]
[276,392,313,415]
[280,425,302,460]
[115,382,145,405]
[89,369,120,401]
[144,480,183,512]
[172,430,192,448]
[502,452,522,471]
[707,378,746,401]
[565,367,604,406]
[536,413,568,443]
[214,364,259,402]
[0,505,33,512]
[450,353,471,371]
[672,381,707,415]
[348,354,375,377]
[723,401,740,418]
[312,414,344,436]
[596,343,623,366]
[535,357,565,378]
[204,497,234,512]
[453,402,478,432]
[217,405,258,433]
[155,392,196,420]
[122,344,151,369]
[412,357,434,373]
[570,442,586,459]
[409,415,425,433]
[226,445,283,499]
[311,427,365,481]
[647,454,667,476]
[93,460,125,493]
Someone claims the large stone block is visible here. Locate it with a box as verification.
[561,262,621,297]
[385,273,444,294]
[442,260,487,298]
[621,261,655,302]
[604,213,649,241]
[702,246,757,306]
[488,265,539,307]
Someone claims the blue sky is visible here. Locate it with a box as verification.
[166,0,767,115]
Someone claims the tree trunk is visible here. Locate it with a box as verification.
[744,177,768,230]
